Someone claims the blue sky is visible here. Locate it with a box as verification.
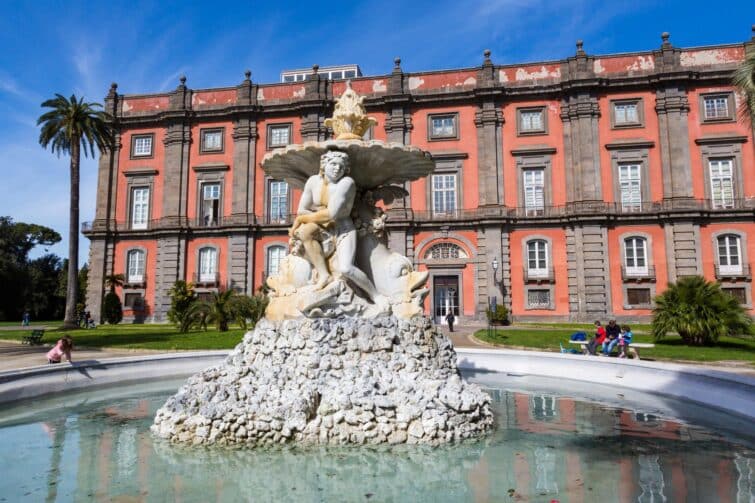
[1,0,753,265]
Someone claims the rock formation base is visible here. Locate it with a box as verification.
[152,316,494,445]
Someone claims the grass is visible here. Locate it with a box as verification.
[0,323,246,350]
[475,328,755,364]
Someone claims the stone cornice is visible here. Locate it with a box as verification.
[510,146,557,156]
[605,140,656,150]
[429,150,469,160]
[123,168,159,177]
[192,164,230,172]
[694,135,749,145]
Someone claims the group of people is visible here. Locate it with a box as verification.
[586,320,633,357]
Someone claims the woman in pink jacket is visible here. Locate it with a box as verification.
[46,335,73,364]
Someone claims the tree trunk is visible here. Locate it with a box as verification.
[63,139,80,329]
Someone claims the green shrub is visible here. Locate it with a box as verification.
[168,281,199,333]
[652,275,752,345]
[102,291,123,325]
[230,293,269,331]
[486,305,509,325]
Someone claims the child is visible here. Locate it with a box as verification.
[618,325,633,358]
[46,335,73,364]
[585,321,606,355]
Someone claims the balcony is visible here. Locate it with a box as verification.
[124,273,148,289]
[194,215,225,227]
[264,213,294,225]
[523,266,555,284]
[715,264,752,281]
[193,272,221,287]
[621,265,656,282]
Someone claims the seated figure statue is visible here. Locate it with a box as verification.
[289,150,381,303]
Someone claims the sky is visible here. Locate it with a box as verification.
[1,0,753,265]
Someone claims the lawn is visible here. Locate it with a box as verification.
[475,327,755,364]
[0,323,247,350]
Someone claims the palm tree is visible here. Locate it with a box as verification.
[733,47,755,130]
[38,94,113,329]
[104,273,125,293]
[651,276,752,346]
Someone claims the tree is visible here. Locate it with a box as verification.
[733,47,755,130]
[651,276,752,346]
[38,94,113,329]
[104,273,125,293]
[167,281,199,333]
[102,291,123,324]
[229,293,269,331]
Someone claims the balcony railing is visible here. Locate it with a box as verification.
[81,198,755,233]
[715,264,752,281]
[621,265,656,282]
[523,266,555,283]
[124,273,148,289]
[193,272,221,287]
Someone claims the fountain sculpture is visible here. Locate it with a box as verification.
[152,83,494,445]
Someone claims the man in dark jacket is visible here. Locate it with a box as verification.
[603,319,620,355]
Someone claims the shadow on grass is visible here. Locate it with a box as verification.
[655,337,755,354]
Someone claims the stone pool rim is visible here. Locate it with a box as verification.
[1,348,753,420]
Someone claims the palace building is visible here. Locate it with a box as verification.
[84,31,755,325]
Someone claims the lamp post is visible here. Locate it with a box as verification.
[489,258,499,337]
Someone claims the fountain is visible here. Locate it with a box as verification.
[151,83,494,445]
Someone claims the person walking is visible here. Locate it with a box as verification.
[445,311,455,332]
[22,310,30,327]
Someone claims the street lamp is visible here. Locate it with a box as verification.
[488,259,499,337]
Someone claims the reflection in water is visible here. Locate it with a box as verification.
[0,383,753,502]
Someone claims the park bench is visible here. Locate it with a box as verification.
[568,340,655,360]
[21,329,45,345]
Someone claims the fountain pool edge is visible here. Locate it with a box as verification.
[0,348,752,420]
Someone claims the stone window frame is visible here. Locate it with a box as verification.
[424,242,469,261]
[514,150,554,213]
[521,235,556,310]
[264,176,291,224]
[266,123,293,150]
[427,112,460,141]
[123,291,145,310]
[199,127,225,154]
[697,139,745,206]
[194,168,226,226]
[416,234,477,268]
[124,172,156,230]
[426,158,463,216]
[516,106,548,136]
[606,143,652,212]
[427,270,464,322]
[618,231,657,309]
[264,242,288,278]
[124,246,147,285]
[610,98,644,129]
[711,230,752,308]
[196,244,220,284]
[129,133,155,159]
[699,91,736,123]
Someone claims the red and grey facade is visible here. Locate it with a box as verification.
[84,32,755,324]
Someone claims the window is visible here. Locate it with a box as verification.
[283,75,295,83]
[703,94,732,121]
[531,395,557,420]
[331,71,343,79]
[717,234,742,274]
[426,243,468,260]
[344,70,356,78]
[428,113,458,140]
[619,163,642,211]
[200,129,223,153]
[126,249,145,283]
[200,183,221,226]
[266,246,287,276]
[624,237,648,275]
[268,180,289,223]
[197,291,213,303]
[723,287,747,305]
[131,187,149,230]
[612,100,641,127]
[527,240,548,277]
[523,169,545,215]
[527,289,551,308]
[709,159,735,209]
[267,124,292,149]
[124,293,143,309]
[431,174,457,215]
[518,108,546,134]
[627,288,651,306]
[198,247,217,283]
[131,134,153,157]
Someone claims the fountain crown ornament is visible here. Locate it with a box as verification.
[324,80,378,140]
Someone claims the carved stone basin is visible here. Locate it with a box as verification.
[261,140,435,190]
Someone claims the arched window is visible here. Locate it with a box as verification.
[126,249,145,283]
[425,242,468,260]
[198,247,218,282]
[526,240,548,277]
[717,234,742,274]
[624,237,648,275]
[266,246,287,276]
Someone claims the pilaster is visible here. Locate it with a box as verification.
[301,65,329,141]
[567,225,610,320]
[231,72,258,223]
[384,58,414,211]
